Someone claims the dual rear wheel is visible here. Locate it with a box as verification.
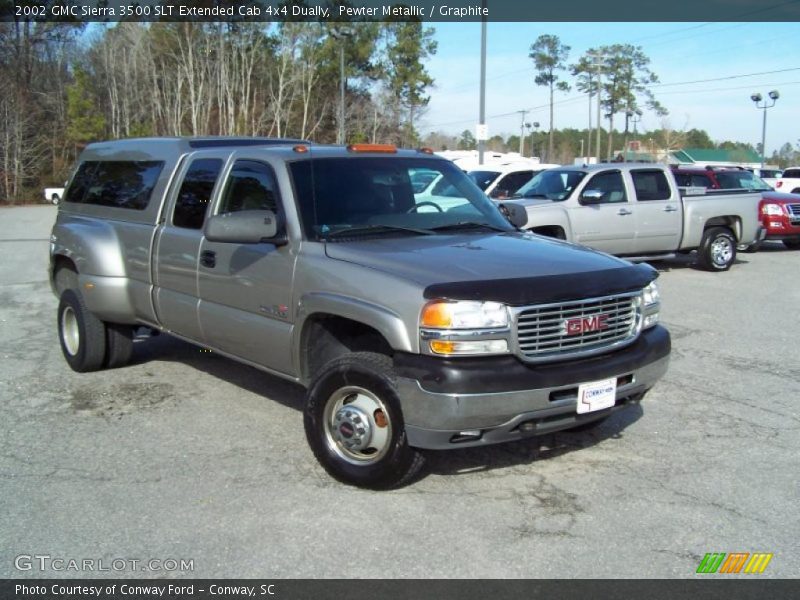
[57,289,133,372]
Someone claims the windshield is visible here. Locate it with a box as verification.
[467,170,501,190]
[513,169,587,201]
[714,171,772,191]
[289,157,514,241]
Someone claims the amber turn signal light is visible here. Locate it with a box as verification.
[346,143,397,153]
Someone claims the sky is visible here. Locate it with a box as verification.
[419,22,800,155]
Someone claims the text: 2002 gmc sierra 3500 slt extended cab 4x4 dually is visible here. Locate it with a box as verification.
[50,138,670,488]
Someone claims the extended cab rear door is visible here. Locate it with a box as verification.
[153,151,227,340]
[629,168,683,254]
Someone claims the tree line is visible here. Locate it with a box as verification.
[0,17,436,204]
[424,125,785,167]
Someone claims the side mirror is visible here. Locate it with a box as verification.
[498,202,529,229]
[204,210,286,245]
[580,189,605,205]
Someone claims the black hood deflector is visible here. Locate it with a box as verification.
[423,262,657,305]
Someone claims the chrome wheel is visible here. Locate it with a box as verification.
[710,236,733,267]
[61,305,80,356]
[323,386,392,465]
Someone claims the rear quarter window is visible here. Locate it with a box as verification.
[65,160,164,210]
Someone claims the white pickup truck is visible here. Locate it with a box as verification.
[774,167,800,194]
[43,185,65,204]
[503,163,763,271]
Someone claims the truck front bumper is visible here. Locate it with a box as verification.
[394,325,670,450]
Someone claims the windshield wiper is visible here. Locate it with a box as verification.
[322,224,435,240]
[430,221,509,233]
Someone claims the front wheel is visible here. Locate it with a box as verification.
[698,227,736,271]
[304,352,424,489]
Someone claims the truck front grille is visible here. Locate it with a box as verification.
[514,292,642,362]
[787,204,800,220]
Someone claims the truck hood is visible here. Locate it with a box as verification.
[761,191,800,202]
[325,232,656,305]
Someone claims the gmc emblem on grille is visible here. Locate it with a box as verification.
[564,314,609,335]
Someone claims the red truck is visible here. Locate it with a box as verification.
[671,166,800,250]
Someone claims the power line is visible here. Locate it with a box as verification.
[652,67,800,88]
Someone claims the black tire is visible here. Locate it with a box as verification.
[782,239,800,250]
[57,289,107,372]
[105,324,134,369]
[304,352,424,489]
[697,227,736,271]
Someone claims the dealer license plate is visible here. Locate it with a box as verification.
[576,377,617,414]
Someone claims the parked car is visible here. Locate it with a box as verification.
[43,185,65,204]
[754,195,800,249]
[745,167,782,189]
[50,137,670,488]
[774,167,800,193]
[671,166,767,191]
[504,163,764,271]
[464,161,561,199]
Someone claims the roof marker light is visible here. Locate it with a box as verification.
[346,143,397,153]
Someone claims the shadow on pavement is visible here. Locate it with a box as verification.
[128,330,645,482]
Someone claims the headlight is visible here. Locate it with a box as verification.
[642,281,660,329]
[421,300,508,329]
[762,203,784,216]
[420,300,510,356]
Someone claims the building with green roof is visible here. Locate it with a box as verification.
[669,148,762,168]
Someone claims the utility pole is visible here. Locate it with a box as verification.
[478,4,487,165]
[586,74,592,161]
[517,109,529,156]
[589,51,605,163]
[331,26,354,145]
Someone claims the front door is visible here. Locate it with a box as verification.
[568,169,635,254]
[197,157,297,376]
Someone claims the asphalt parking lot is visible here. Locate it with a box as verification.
[1,205,797,579]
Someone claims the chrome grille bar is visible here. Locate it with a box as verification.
[513,291,642,363]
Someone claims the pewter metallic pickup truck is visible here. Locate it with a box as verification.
[505,164,763,271]
[50,138,670,488]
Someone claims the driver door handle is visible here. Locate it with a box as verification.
[663,205,678,212]
[617,208,632,216]
[200,250,216,268]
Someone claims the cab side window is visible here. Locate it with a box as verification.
[583,171,627,203]
[218,160,280,214]
[631,170,671,201]
[173,158,223,230]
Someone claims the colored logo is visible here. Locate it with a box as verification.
[564,314,609,336]
[696,552,773,574]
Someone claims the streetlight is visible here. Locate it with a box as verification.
[751,90,779,168]
[331,26,355,145]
